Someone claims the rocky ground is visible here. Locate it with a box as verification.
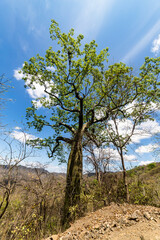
[44,203,160,240]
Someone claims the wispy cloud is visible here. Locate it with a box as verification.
[121,19,160,63]
[44,0,50,10]
[74,0,115,39]
[46,164,67,173]
[107,119,160,144]
[139,160,154,166]
[93,147,137,162]
[151,34,160,56]
[11,127,36,143]
[136,143,159,154]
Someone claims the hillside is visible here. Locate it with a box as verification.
[44,203,160,240]
[0,162,160,239]
[44,162,160,240]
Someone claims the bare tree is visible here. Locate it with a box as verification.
[84,142,115,183]
[0,131,34,219]
[105,101,158,202]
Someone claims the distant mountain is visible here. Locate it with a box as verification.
[0,164,66,177]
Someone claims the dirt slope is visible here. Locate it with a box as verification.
[44,203,160,240]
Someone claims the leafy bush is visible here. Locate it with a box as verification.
[147,162,156,171]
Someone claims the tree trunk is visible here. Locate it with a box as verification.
[120,149,130,202]
[61,132,83,229]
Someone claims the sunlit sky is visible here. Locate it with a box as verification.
[0,0,160,172]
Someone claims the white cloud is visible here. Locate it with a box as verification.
[93,147,137,162]
[151,33,160,55]
[21,161,67,173]
[138,120,160,135]
[14,126,21,130]
[14,66,55,108]
[106,118,160,144]
[26,82,48,99]
[128,119,160,143]
[135,143,159,153]
[123,101,137,115]
[11,128,36,143]
[13,68,24,80]
[32,100,43,109]
[123,101,160,115]
[108,119,133,136]
[46,66,55,72]
[46,164,67,173]
[139,160,154,166]
[121,19,160,63]
[124,154,137,162]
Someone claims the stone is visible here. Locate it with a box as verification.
[144,212,151,220]
[60,232,73,240]
[122,207,127,214]
[93,224,101,230]
[129,210,140,221]
[112,222,117,227]
[119,215,129,226]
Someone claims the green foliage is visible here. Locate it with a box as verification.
[129,181,154,205]
[147,162,156,170]
[127,163,160,206]
[22,19,160,161]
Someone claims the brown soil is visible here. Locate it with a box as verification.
[44,203,160,240]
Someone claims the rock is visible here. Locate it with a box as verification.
[120,216,128,225]
[60,232,73,240]
[110,202,116,206]
[98,229,105,234]
[140,235,145,240]
[51,236,58,240]
[135,210,142,216]
[144,212,151,220]
[93,224,101,230]
[112,222,117,228]
[102,222,110,231]
[83,231,92,240]
[45,235,59,240]
[153,218,157,222]
[44,204,160,240]
[129,210,140,221]
[122,207,127,214]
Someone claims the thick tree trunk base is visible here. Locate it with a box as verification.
[61,137,82,230]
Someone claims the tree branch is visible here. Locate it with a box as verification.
[44,89,79,113]
[49,136,73,157]
[59,122,76,134]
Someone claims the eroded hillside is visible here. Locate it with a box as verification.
[45,203,160,240]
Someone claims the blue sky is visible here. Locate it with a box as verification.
[0,0,160,172]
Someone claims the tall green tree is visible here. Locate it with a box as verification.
[22,20,160,228]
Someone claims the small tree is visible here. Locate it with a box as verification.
[0,131,34,219]
[84,142,115,183]
[22,20,160,227]
[105,99,159,202]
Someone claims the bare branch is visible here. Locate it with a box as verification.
[49,136,73,157]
